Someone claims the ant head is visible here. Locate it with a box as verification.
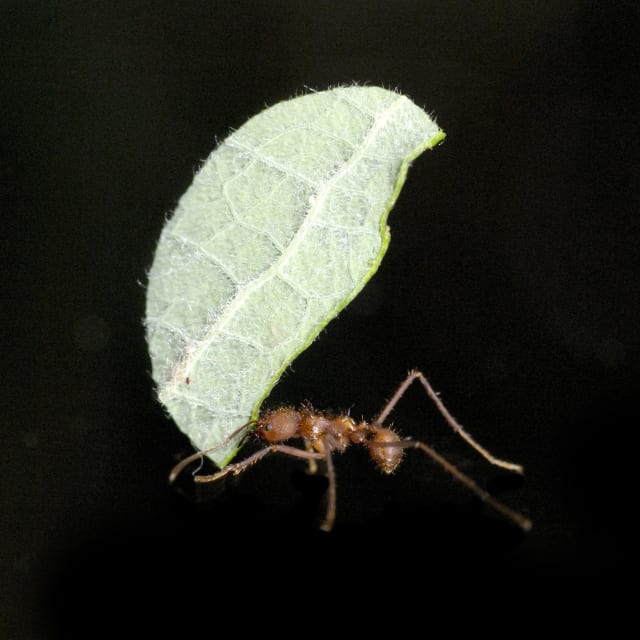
[255,407,301,443]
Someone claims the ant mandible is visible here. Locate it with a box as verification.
[169,369,532,532]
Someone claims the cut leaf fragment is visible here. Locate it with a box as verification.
[145,85,445,466]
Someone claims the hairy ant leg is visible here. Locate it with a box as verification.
[320,447,336,532]
[376,369,523,474]
[168,421,256,484]
[304,440,319,475]
[192,443,324,484]
[367,437,532,531]
[195,444,337,532]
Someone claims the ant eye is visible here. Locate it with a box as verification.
[265,423,272,432]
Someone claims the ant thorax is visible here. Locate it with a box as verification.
[256,406,363,452]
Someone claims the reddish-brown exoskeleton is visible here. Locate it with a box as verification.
[169,370,532,532]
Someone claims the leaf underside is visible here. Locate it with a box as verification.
[145,85,445,466]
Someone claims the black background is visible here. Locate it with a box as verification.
[2,1,637,635]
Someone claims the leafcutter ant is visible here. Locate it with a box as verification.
[169,369,531,532]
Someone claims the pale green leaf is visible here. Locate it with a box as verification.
[145,85,445,466]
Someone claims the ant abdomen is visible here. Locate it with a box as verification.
[367,427,404,474]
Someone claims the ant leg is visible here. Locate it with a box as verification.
[260,445,336,531]
[262,444,337,532]
[192,443,338,531]
[319,448,336,533]
[304,440,319,475]
[375,369,523,474]
[174,441,335,529]
[193,447,275,483]
[192,444,325,483]
[378,439,532,531]
[168,420,257,484]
